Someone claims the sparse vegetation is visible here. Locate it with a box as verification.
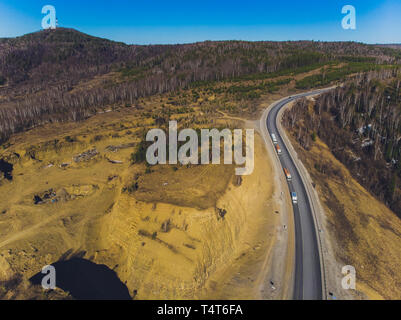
[130,140,149,164]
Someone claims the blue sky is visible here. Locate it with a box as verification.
[0,0,400,44]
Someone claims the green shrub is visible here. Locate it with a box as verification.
[130,139,149,163]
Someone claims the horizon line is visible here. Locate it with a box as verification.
[2,27,400,47]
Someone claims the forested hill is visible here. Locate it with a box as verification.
[283,72,401,218]
[1,28,399,89]
[379,44,401,50]
[0,28,400,143]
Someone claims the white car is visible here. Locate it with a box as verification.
[291,192,298,204]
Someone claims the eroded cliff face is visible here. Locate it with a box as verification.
[95,134,277,299]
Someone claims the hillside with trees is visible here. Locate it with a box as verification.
[0,28,400,144]
[283,70,401,218]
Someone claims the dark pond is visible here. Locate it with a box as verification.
[30,258,131,300]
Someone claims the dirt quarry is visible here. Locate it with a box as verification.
[97,134,278,299]
[0,108,281,300]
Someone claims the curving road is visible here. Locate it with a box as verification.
[266,89,332,300]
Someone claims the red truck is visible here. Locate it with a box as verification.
[275,144,282,155]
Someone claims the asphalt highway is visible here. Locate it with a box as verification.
[266,89,332,300]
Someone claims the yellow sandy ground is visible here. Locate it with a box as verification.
[0,108,279,299]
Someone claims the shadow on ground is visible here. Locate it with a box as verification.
[0,159,13,180]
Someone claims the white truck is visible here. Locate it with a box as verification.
[271,133,278,145]
[291,192,298,204]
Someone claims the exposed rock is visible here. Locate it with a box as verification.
[161,219,171,233]
[73,149,99,163]
[105,143,135,152]
[106,158,123,164]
